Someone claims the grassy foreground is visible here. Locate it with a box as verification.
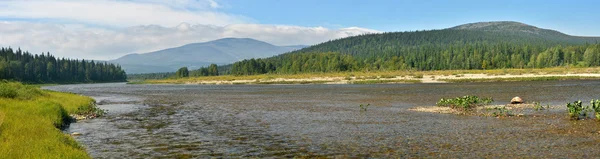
[143,66,600,84]
[0,81,95,159]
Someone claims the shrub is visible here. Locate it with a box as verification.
[0,83,18,98]
[566,101,584,120]
[437,95,494,110]
[591,100,600,121]
[491,106,512,117]
[0,81,43,99]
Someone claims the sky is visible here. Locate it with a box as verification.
[0,0,598,60]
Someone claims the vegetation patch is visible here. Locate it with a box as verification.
[592,100,600,121]
[566,100,600,120]
[436,95,494,111]
[0,81,96,158]
[359,104,370,112]
[484,106,513,117]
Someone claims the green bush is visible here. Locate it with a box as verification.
[0,83,18,98]
[0,81,43,99]
[566,101,584,120]
[437,95,494,110]
[591,100,600,121]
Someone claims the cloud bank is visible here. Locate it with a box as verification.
[0,0,380,60]
[0,22,379,60]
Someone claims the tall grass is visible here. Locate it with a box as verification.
[0,81,93,158]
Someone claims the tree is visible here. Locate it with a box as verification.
[176,67,189,78]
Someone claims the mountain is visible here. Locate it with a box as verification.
[110,38,305,74]
[449,21,600,43]
[225,21,600,75]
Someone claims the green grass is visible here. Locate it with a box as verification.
[0,81,94,158]
[440,76,600,83]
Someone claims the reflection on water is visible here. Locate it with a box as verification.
[45,80,600,158]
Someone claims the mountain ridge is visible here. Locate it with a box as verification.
[110,38,306,74]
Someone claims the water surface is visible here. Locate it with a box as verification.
[45,81,600,158]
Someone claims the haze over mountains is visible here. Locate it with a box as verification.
[110,38,306,74]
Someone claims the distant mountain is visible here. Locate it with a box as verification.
[111,38,306,74]
[449,21,600,43]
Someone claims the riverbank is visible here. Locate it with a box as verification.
[142,67,600,84]
[0,82,100,158]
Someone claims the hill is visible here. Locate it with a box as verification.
[110,38,305,74]
[450,21,600,43]
[224,21,600,75]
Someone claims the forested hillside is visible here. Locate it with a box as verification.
[227,22,600,75]
[0,47,127,83]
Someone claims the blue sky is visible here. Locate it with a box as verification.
[0,0,598,60]
[222,0,600,36]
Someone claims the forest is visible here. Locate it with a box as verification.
[228,29,600,75]
[0,47,127,83]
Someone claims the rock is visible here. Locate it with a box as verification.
[71,132,82,136]
[511,96,524,104]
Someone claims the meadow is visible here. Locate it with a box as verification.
[0,81,96,159]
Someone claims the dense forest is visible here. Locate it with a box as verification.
[228,24,600,75]
[0,47,127,83]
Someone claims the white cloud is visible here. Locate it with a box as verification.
[0,0,244,27]
[0,21,380,60]
[0,0,381,60]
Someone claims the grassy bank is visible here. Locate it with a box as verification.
[142,66,600,84]
[0,81,96,158]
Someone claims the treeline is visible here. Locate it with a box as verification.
[191,64,219,77]
[0,47,127,83]
[170,64,220,78]
[230,44,600,75]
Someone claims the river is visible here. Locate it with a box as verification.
[44,80,600,158]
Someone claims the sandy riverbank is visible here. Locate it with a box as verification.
[170,73,600,85]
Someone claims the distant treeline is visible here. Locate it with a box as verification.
[132,64,220,80]
[230,44,600,75]
[0,47,127,83]
[175,64,219,78]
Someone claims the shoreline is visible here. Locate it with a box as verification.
[143,73,600,85]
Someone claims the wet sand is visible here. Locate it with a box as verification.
[45,81,600,158]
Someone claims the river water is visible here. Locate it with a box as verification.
[44,80,600,158]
